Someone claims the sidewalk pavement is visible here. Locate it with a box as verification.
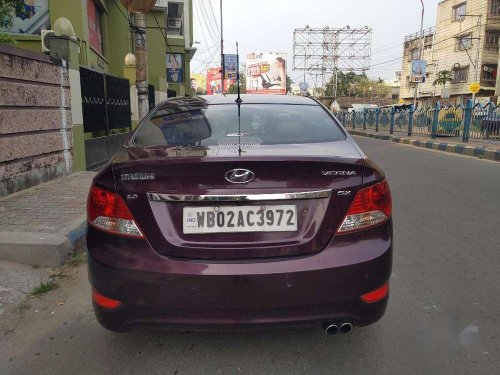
[349,129,500,162]
[0,172,95,267]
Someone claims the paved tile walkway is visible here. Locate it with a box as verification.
[0,172,95,234]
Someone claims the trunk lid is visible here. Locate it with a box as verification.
[112,141,365,260]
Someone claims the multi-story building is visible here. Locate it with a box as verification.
[399,27,436,106]
[400,0,500,106]
[388,70,402,100]
[4,0,196,100]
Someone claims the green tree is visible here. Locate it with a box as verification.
[324,72,390,98]
[226,71,246,94]
[0,0,26,43]
[433,70,453,90]
[286,75,293,94]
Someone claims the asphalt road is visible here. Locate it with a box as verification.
[1,136,499,375]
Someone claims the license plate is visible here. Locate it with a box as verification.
[183,205,297,234]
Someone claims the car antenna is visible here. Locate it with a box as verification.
[235,42,243,156]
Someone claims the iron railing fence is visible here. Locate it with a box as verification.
[471,102,500,140]
[337,100,500,142]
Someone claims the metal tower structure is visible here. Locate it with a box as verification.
[293,26,372,97]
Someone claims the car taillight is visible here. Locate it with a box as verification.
[337,179,392,234]
[92,289,122,310]
[87,185,143,238]
[361,282,389,303]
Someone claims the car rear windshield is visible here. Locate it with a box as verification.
[132,103,345,147]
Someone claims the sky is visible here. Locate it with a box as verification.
[191,0,442,85]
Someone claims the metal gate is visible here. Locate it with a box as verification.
[80,67,132,171]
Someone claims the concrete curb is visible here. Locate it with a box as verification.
[349,130,500,162]
[0,220,87,267]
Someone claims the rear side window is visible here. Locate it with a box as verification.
[133,104,345,147]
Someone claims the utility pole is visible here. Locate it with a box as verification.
[119,1,156,119]
[220,0,224,93]
[134,12,149,120]
[413,0,424,110]
[472,15,482,104]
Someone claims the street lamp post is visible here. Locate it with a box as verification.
[413,0,424,110]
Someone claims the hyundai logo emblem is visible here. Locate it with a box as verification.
[225,169,255,184]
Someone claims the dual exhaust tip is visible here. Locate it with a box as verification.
[323,322,352,336]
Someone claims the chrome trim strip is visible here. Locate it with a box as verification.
[147,189,332,202]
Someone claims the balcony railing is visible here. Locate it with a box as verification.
[404,27,435,43]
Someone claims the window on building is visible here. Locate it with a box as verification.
[490,0,500,15]
[481,64,497,83]
[405,75,411,88]
[87,0,105,55]
[166,2,184,36]
[452,2,466,21]
[452,67,469,83]
[456,34,472,50]
[407,48,420,62]
[485,30,500,47]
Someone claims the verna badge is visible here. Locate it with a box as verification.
[322,171,356,176]
[225,169,255,184]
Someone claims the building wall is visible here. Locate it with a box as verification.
[14,0,194,98]
[433,0,495,101]
[0,45,72,196]
[400,0,500,105]
[399,29,436,102]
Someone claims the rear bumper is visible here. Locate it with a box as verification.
[87,222,392,332]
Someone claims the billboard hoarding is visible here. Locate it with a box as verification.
[190,73,206,95]
[246,53,287,95]
[205,67,236,95]
[206,67,222,95]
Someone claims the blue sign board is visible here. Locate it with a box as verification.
[223,54,238,80]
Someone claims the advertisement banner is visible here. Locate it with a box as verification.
[166,53,184,83]
[205,67,237,95]
[223,54,238,80]
[206,67,222,95]
[3,0,50,35]
[411,60,427,83]
[246,53,287,95]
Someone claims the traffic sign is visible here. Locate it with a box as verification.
[469,82,481,94]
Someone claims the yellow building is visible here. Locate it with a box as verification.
[400,0,500,106]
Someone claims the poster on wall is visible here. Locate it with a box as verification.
[87,0,103,54]
[411,60,427,83]
[166,53,184,83]
[246,52,287,95]
[2,0,50,35]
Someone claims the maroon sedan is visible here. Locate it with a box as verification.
[86,94,392,334]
